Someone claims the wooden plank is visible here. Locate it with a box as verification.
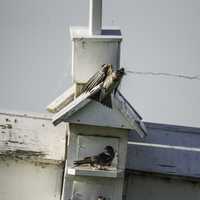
[127,122,200,179]
[52,83,102,126]
[0,111,66,164]
[47,85,75,113]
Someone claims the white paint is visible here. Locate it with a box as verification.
[89,0,102,35]
[47,85,75,113]
[67,168,124,178]
[0,111,66,163]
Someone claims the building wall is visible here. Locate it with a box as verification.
[125,122,200,200]
[128,122,200,178]
[126,173,200,200]
[0,160,63,200]
[0,111,67,200]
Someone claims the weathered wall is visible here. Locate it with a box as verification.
[0,111,67,200]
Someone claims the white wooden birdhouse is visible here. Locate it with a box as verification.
[47,1,147,200]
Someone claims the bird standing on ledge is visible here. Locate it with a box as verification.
[73,146,115,169]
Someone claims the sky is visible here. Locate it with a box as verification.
[0,0,200,127]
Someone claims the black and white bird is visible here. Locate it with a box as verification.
[99,67,125,107]
[81,64,113,93]
[73,146,115,169]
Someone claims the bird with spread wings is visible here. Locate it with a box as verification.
[81,64,125,108]
[81,64,113,93]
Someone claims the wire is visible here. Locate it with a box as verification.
[126,70,200,81]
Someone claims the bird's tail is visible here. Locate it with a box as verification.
[73,157,91,166]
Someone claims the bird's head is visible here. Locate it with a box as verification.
[116,68,125,76]
[101,64,113,73]
[104,145,114,154]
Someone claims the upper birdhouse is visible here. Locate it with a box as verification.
[71,0,122,84]
[47,0,147,138]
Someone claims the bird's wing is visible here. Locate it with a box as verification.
[81,70,106,93]
[73,156,92,165]
[113,79,122,95]
[97,152,112,163]
[100,94,112,108]
[99,75,113,101]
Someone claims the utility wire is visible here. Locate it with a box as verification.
[126,70,200,81]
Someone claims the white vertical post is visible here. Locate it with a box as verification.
[89,0,102,35]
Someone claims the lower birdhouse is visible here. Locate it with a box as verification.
[64,176,124,200]
[67,124,128,178]
[76,136,119,170]
[49,77,147,200]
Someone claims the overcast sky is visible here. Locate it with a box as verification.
[0,0,200,127]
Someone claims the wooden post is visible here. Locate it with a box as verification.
[89,0,102,35]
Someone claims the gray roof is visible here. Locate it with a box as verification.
[51,84,147,138]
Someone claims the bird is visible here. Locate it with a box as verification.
[81,64,113,93]
[73,146,115,169]
[99,67,125,107]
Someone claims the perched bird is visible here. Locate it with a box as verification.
[99,68,125,107]
[73,146,115,169]
[81,64,113,93]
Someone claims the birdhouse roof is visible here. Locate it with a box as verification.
[48,84,147,138]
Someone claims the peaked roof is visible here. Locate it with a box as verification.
[49,84,147,138]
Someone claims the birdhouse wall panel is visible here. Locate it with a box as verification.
[72,38,121,83]
[68,100,132,130]
[64,176,123,200]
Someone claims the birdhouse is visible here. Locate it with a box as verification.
[47,1,147,200]
[51,91,146,200]
[71,26,122,84]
